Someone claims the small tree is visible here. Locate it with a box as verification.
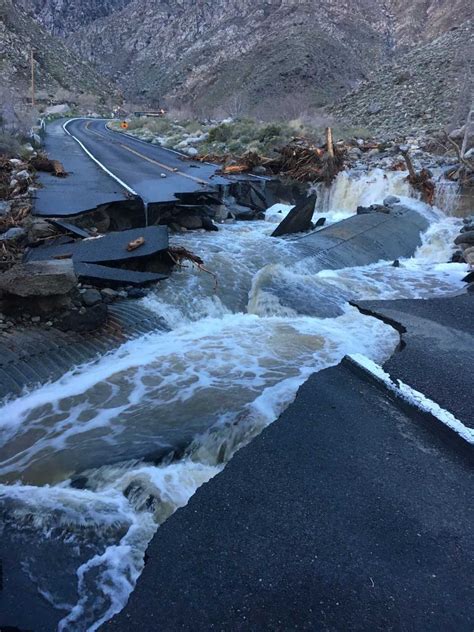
[222,93,249,119]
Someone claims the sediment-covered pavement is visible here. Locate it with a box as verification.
[108,293,473,631]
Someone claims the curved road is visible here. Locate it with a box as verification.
[34,118,254,217]
[66,118,232,204]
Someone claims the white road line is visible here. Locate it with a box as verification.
[62,118,139,196]
[349,353,474,444]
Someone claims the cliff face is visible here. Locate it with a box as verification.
[389,0,473,47]
[0,0,112,98]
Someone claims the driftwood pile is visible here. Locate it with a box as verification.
[200,127,346,185]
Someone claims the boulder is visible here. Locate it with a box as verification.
[0,201,11,216]
[366,148,380,158]
[228,204,256,221]
[27,219,55,242]
[367,102,382,115]
[81,288,102,306]
[177,212,203,230]
[127,288,147,299]
[383,195,400,206]
[0,260,77,297]
[454,230,474,246]
[45,104,71,115]
[347,147,362,159]
[201,216,219,231]
[464,248,474,265]
[57,303,107,333]
[101,288,119,302]
[15,170,30,181]
[271,194,317,237]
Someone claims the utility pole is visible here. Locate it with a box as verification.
[30,48,36,108]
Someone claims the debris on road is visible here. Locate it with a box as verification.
[31,155,68,177]
[127,236,146,251]
[202,128,346,184]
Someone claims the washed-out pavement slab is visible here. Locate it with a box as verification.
[25,226,169,264]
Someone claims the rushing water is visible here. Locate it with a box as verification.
[0,170,468,630]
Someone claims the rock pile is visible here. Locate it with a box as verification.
[453,215,474,267]
[0,259,152,333]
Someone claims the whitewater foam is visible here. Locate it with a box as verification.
[0,179,467,630]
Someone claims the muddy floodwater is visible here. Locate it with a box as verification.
[0,170,469,630]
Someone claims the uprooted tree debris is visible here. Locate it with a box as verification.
[400,147,436,205]
[199,127,346,185]
[442,132,474,186]
[168,245,218,290]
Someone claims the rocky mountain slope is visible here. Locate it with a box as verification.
[64,0,473,117]
[16,0,133,37]
[389,0,473,48]
[5,0,472,131]
[67,0,394,111]
[0,0,112,99]
[330,21,474,135]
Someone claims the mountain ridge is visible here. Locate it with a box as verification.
[4,0,472,130]
[0,0,113,101]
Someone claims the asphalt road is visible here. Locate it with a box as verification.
[108,356,473,632]
[66,119,232,204]
[356,294,474,428]
[34,118,249,217]
[34,119,131,216]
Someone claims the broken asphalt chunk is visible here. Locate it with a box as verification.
[271,194,317,237]
[25,226,169,264]
[74,262,169,287]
